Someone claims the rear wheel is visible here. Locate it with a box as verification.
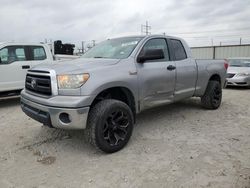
[85,99,134,153]
[201,80,222,109]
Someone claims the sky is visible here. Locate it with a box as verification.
[1,0,250,49]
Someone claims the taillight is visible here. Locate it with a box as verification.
[224,59,229,70]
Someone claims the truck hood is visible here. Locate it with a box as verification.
[32,58,120,74]
[227,67,250,74]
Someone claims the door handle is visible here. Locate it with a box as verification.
[22,65,30,69]
[167,65,176,71]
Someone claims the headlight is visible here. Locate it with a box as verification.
[57,74,89,89]
[237,73,250,77]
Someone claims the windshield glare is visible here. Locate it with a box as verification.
[228,59,250,67]
[81,37,142,59]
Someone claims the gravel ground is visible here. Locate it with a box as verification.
[0,88,250,188]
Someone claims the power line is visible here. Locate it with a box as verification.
[169,27,250,35]
[178,33,250,39]
[162,21,250,31]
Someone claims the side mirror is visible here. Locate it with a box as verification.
[137,49,164,63]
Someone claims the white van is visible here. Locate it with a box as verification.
[0,43,54,96]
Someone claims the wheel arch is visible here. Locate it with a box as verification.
[203,73,222,95]
[209,74,221,84]
[90,86,137,122]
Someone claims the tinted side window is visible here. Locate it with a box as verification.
[15,48,26,61]
[0,46,27,64]
[141,38,170,61]
[30,46,46,60]
[170,39,187,61]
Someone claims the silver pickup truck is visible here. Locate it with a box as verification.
[21,35,228,153]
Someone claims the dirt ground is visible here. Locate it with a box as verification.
[0,88,250,188]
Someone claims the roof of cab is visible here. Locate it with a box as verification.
[110,34,180,40]
[0,42,49,47]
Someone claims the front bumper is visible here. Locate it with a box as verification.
[226,76,250,86]
[21,96,90,130]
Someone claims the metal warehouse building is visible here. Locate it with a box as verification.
[191,44,250,59]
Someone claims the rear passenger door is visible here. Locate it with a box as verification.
[169,39,197,100]
[0,46,30,92]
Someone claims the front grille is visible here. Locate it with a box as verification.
[25,73,52,95]
[227,73,235,78]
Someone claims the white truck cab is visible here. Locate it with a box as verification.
[0,42,54,96]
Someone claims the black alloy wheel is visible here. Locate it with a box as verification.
[86,99,134,153]
[103,110,130,146]
[201,80,222,109]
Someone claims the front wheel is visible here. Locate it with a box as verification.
[201,80,222,109]
[85,99,134,153]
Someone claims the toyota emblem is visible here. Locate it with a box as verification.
[31,79,37,89]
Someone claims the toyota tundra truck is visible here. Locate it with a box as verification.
[20,35,228,153]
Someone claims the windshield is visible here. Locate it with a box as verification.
[81,37,143,59]
[228,59,250,67]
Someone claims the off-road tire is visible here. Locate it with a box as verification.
[201,80,222,109]
[85,99,134,153]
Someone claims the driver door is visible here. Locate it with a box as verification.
[136,38,176,110]
[0,46,30,92]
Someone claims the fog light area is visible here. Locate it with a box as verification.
[59,113,71,124]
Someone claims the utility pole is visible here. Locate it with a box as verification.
[81,41,85,54]
[211,38,214,46]
[141,21,151,35]
[92,40,96,47]
[145,21,149,35]
[240,38,242,45]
